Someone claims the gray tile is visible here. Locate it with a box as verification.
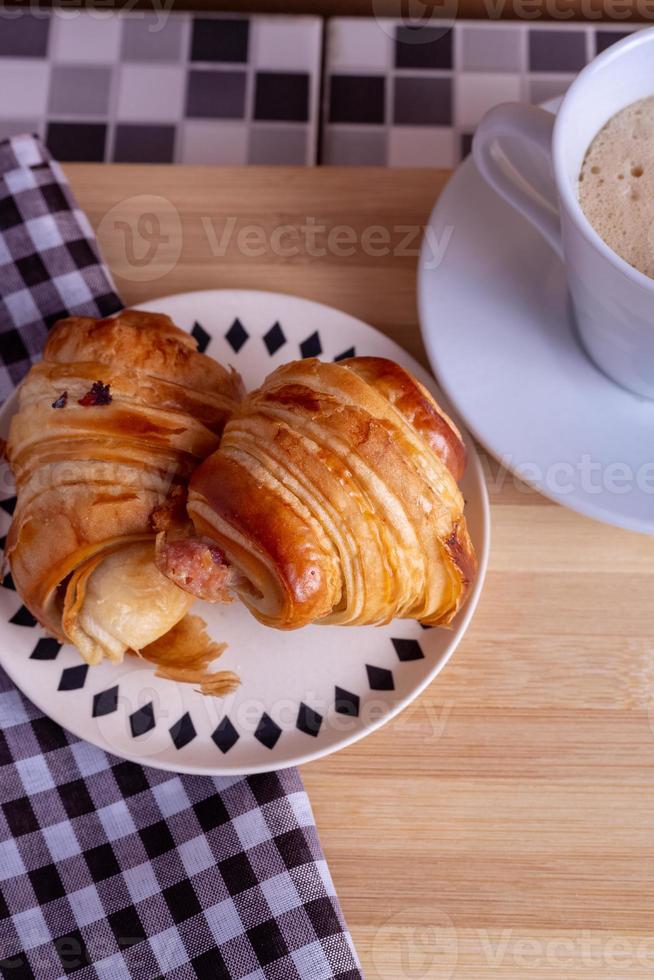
[0,120,41,141]
[529,77,573,105]
[461,27,523,72]
[48,66,112,117]
[393,76,451,126]
[322,128,386,165]
[0,16,49,58]
[113,124,176,163]
[185,69,246,119]
[248,126,308,164]
[529,30,587,72]
[121,15,184,62]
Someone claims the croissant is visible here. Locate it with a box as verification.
[5,310,243,665]
[159,357,476,630]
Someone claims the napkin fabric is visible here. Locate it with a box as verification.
[0,134,362,980]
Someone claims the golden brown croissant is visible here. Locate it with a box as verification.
[5,310,243,665]
[159,357,476,630]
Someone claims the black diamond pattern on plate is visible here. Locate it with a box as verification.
[31,637,62,661]
[334,686,359,717]
[366,664,395,691]
[130,702,155,738]
[254,712,282,750]
[170,711,196,750]
[263,320,286,355]
[299,331,322,358]
[10,605,37,627]
[58,664,89,691]
[225,318,248,353]
[212,716,239,754]
[191,320,211,353]
[334,347,355,362]
[1,572,15,590]
[296,702,322,737]
[0,496,16,516]
[93,685,119,717]
[391,638,425,662]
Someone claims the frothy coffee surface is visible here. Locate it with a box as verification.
[579,96,654,278]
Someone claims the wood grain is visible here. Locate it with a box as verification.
[64,162,654,979]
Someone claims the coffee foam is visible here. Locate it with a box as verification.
[578,96,654,279]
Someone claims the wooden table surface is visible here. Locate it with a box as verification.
[66,164,654,980]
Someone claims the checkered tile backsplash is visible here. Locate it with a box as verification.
[0,12,639,167]
[0,12,322,165]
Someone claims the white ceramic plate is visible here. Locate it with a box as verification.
[0,289,489,775]
[418,106,654,536]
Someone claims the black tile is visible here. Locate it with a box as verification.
[0,17,49,57]
[186,69,246,119]
[55,929,88,976]
[31,716,68,753]
[28,863,65,904]
[85,842,120,882]
[1,572,14,590]
[329,74,385,125]
[300,331,322,358]
[247,919,289,967]
[40,183,69,214]
[112,761,149,797]
[391,638,425,662]
[192,320,211,353]
[254,712,282,750]
[107,905,146,945]
[305,896,342,939]
[66,239,98,269]
[394,76,452,126]
[92,686,119,718]
[129,702,155,738]
[191,17,249,62]
[163,879,201,924]
[334,347,355,362]
[334,686,359,717]
[0,197,22,232]
[211,716,239,754]
[16,253,49,288]
[225,317,248,352]
[366,664,394,691]
[191,948,230,980]
[113,124,175,164]
[395,25,452,69]
[218,851,257,895]
[57,664,88,692]
[254,72,309,122]
[0,496,16,516]
[3,797,39,836]
[595,30,631,54]
[247,772,286,806]
[263,321,286,355]
[9,605,37,627]
[58,778,94,819]
[170,711,196,750]
[193,792,230,832]
[139,819,175,859]
[461,132,473,159]
[296,702,322,737]
[46,123,107,163]
[275,827,313,869]
[529,31,586,72]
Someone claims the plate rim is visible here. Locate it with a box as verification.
[0,288,490,775]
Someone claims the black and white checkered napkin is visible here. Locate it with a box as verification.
[0,135,363,980]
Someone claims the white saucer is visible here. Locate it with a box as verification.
[0,290,489,775]
[418,146,654,535]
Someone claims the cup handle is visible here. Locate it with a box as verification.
[472,103,563,259]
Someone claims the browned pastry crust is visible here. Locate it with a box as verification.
[180,356,476,630]
[5,310,244,662]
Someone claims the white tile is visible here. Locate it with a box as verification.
[327,18,392,72]
[51,11,122,63]
[456,72,522,129]
[0,61,49,117]
[116,65,185,122]
[254,16,322,72]
[180,120,248,164]
[388,126,456,167]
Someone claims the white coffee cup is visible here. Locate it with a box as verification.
[473,28,654,400]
